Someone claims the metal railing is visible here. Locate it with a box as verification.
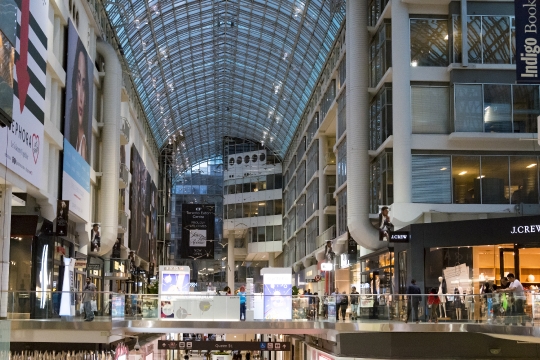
[4,291,539,327]
[316,225,336,249]
[120,117,131,145]
[119,163,129,189]
[118,211,128,232]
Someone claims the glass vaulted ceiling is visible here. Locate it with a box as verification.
[105,0,345,169]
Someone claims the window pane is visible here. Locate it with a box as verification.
[482,16,511,64]
[228,185,235,194]
[510,157,539,204]
[484,84,511,132]
[236,184,243,194]
[228,204,235,219]
[258,201,266,216]
[454,84,483,132]
[258,227,265,242]
[275,174,283,189]
[513,85,540,133]
[275,199,283,215]
[266,200,274,216]
[412,87,449,133]
[412,156,451,203]
[410,19,449,66]
[467,16,482,63]
[274,225,283,242]
[235,203,243,218]
[267,174,275,190]
[266,226,274,242]
[243,201,251,218]
[452,156,480,204]
[243,182,251,193]
[480,156,509,204]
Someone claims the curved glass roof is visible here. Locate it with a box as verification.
[105,0,345,168]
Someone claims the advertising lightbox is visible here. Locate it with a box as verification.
[262,267,292,320]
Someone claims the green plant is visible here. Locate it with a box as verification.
[292,286,299,296]
[147,279,159,294]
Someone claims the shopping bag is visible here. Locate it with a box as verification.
[91,300,97,312]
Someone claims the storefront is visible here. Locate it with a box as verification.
[394,215,540,321]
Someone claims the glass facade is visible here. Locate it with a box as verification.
[369,85,392,150]
[337,139,347,187]
[370,152,393,213]
[369,22,392,87]
[410,18,449,67]
[338,189,347,235]
[412,86,450,134]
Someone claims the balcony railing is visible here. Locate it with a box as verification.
[325,193,336,207]
[118,211,128,233]
[119,163,129,189]
[325,152,336,166]
[120,117,131,145]
[316,225,336,249]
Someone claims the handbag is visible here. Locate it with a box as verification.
[90,300,97,312]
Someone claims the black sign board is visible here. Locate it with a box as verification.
[180,204,215,259]
[56,200,69,236]
[158,341,291,351]
[388,231,410,242]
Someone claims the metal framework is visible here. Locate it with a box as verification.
[104,0,345,169]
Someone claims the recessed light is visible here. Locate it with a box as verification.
[411,60,418,67]
[458,171,467,175]
[477,175,485,179]
[440,167,447,171]
[527,163,537,168]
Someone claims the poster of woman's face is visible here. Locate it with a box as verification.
[64,20,93,164]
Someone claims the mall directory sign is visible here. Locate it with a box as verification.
[158,341,291,351]
[180,203,215,259]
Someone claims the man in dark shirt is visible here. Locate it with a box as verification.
[406,279,422,323]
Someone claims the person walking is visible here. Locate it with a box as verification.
[340,291,349,320]
[427,288,440,323]
[405,279,421,323]
[238,286,247,321]
[350,286,359,320]
[82,276,96,321]
[333,288,341,320]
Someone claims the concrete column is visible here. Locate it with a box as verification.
[0,185,12,318]
[318,136,327,234]
[391,0,412,203]
[268,252,275,267]
[227,232,235,290]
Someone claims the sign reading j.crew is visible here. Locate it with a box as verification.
[510,224,540,234]
[516,0,540,83]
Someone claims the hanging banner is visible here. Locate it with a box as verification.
[347,232,357,255]
[56,200,69,236]
[180,204,215,259]
[0,0,48,187]
[515,0,540,83]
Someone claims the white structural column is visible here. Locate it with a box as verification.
[268,253,275,267]
[391,0,412,204]
[227,232,235,290]
[318,135,327,234]
[0,185,12,318]
[96,39,121,255]
[345,0,381,250]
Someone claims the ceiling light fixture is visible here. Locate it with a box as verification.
[458,171,467,175]
[527,163,537,168]
[440,167,447,171]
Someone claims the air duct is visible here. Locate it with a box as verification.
[96,39,121,256]
[345,0,383,250]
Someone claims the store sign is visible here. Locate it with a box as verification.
[510,225,540,234]
[74,259,87,268]
[389,231,410,242]
[321,262,333,271]
[158,341,291,351]
[515,0,540,83]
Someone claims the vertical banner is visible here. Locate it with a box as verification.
[62,19,93,221]
[0,0,48,187]
[180,204,215,259]
[90,223,101,252]
[56,200,69,236]
[59,257,75,316]
[515,0,540,83]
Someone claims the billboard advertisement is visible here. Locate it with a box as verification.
[62,20,93,221]
[180,204,215,259]
[130,145,157,262]
[516,0,540,83]
[262,270,292,320]
[0,0,48,187]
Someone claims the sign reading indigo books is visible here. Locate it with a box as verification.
[515,0,540,83]
[180,204,215,259]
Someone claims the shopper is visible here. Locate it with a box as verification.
[497,273,526,326]
[238,286,247,321]
[340,291,348,320]
[313,292,320,319]
[223,286,232,295]
[322,293,329,319]
[427,288,440,323]
[333,288,341,320]
[82,277,96,321]
[405,279,421,323]
[350,286,359,320]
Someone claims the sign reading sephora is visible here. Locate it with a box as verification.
[516,0,540,83]
[180,204,215,259]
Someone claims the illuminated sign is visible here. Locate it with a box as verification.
[321,262,333,271]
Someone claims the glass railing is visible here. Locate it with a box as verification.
[120,117,131,145]
[118,211,128,232]
[4,291,539,327]
[119,163,129,188]
[325,152,336,166]
[325,193,336,207]
[316,225,336,248]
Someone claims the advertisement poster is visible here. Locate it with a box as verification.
[0,0,48,187]
[62,20,93,221]
[56,200,69,236]
[59,257,75,316]
[180,203,215,259]
[90,223,101,252]
[111,294,125,319]
[262,270,292,320]
[130,145,157,262]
